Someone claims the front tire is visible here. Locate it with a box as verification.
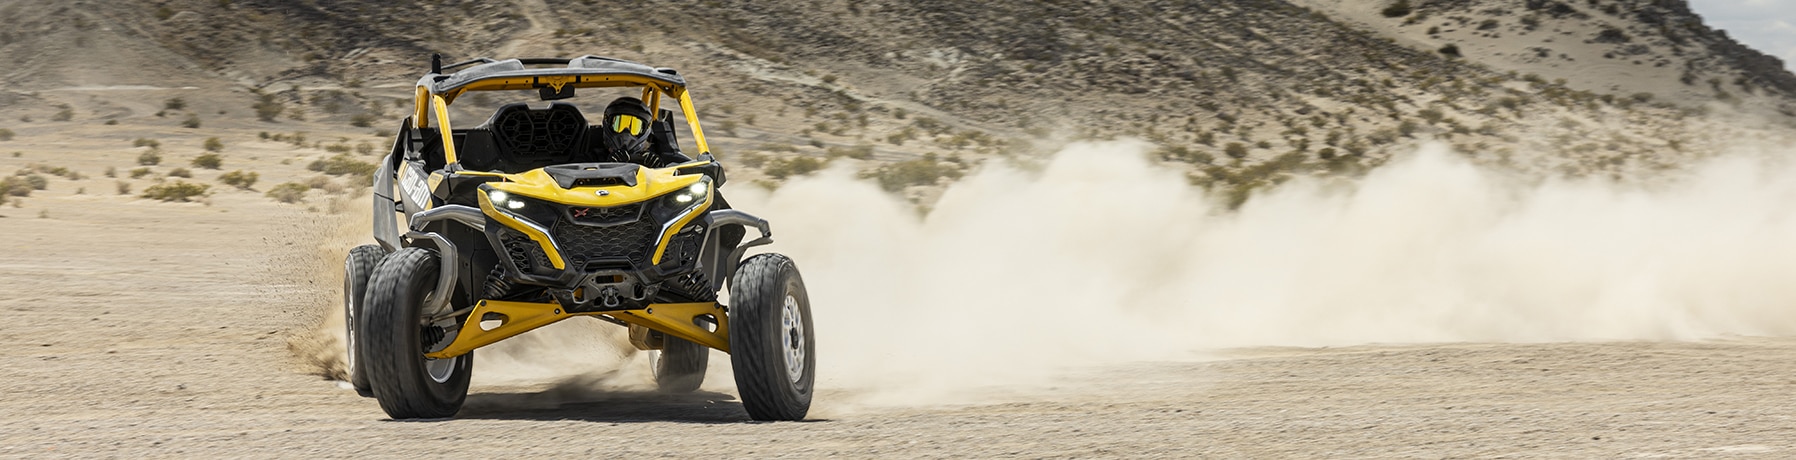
[343,244,386,395]
[363,247,472,419]
[653,336,709,393]
[728,253,814,421]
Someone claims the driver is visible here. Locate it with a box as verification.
[598,96,690,168]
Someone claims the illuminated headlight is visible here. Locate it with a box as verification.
[486,189,526,210]
[672,181,707,205]
[649,180,710,223]
[483,188,562,226]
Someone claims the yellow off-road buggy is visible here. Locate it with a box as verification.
[342,55,814,420]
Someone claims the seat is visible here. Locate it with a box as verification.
[458,102,589,173]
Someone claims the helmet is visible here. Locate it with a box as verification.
[602,97,653,161]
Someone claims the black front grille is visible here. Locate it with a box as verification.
[567,203,643,226]
[498,227,553,273]
[551,216,659,268]
[663,230,704,267]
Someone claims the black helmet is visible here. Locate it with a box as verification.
[602,97,653,160]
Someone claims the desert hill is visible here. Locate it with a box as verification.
[3,0,1795,204]
[1295,0,1796,113]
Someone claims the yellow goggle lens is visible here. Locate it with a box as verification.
[611,115,643,136]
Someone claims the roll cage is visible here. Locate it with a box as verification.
[409,55,714,168]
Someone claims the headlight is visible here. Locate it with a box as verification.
[649,180,710,223]
[485,188,560,226]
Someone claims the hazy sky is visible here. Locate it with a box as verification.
[1688,0,1796,71]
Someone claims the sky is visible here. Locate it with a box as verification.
[1688,0,1796,71]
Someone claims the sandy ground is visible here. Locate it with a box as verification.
[4,123,1796,458]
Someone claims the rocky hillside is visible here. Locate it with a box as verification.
[1295,0,1796,113]
[2,0,1793,204]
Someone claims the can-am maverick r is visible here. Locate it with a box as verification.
[342,55,814,420]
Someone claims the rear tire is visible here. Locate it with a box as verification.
[653,336,709,393]
[343,244,386,395]
[728,253,814,421]
[363,247,472,419]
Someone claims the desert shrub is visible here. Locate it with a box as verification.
[1,175,35,197]
[115,180,131,195]
[1381,1,1412,17]
[218,170,259,189]
[307,154,376,182]
[192,153,223,169]
[265,182,309,203]
[1418,109,1446,124]
[763,156,827,179]
[133,138,160,148]
[355,142,374,156]
[139,149,163,166]
[324,143,352,153]
[1438,44,1461,58]
[164,97,186,111]
[349,113,376,128]
[1158,145,1215,164]
[1224,143,1249,159]
[104,166,116,178]
[826,144,875,160]
[0,129,12,141]
[254,93,284,122]
[141,181,209,202]
[859,156,964,192]
[129,167,153,179]
[757,143,799,153]
[52,105,73,122]
[203,137,224,152]
[167,167,193,178]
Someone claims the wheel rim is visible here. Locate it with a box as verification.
[424,356,455,383]
[421,291,457,384]
[342,272,357,375]
[781,294,805,384]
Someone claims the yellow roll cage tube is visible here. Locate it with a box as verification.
[405,68,730,358]
[411,74,713,164]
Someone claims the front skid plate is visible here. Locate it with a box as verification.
[422,300,729,359]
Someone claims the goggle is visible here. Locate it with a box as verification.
[610,114,645,136]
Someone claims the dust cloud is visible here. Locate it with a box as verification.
[728,140,1796,406]
[317,139,1796,410]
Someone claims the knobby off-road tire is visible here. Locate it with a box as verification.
[654,336,709,393]
[362,247,472,419]
[728,253,814,421]
[342,244,386,395]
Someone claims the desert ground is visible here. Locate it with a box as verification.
[3,91,1796,458]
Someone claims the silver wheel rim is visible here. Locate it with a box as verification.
[424,356,455,383]
[781,294,805,384]
[341,267,357,377]
[421,291,457,384]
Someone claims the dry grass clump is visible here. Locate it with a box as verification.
[307,154,376,183]
[129,167,154,179]
[762,156,827,179]
[0,128,13,141]
[265,182,309,203]
[192,153,223,169]
[167,167,193,178]
[141,181,209,202]
[1,174,45,197]
[859,154,965,192]
[218,170,259,189]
